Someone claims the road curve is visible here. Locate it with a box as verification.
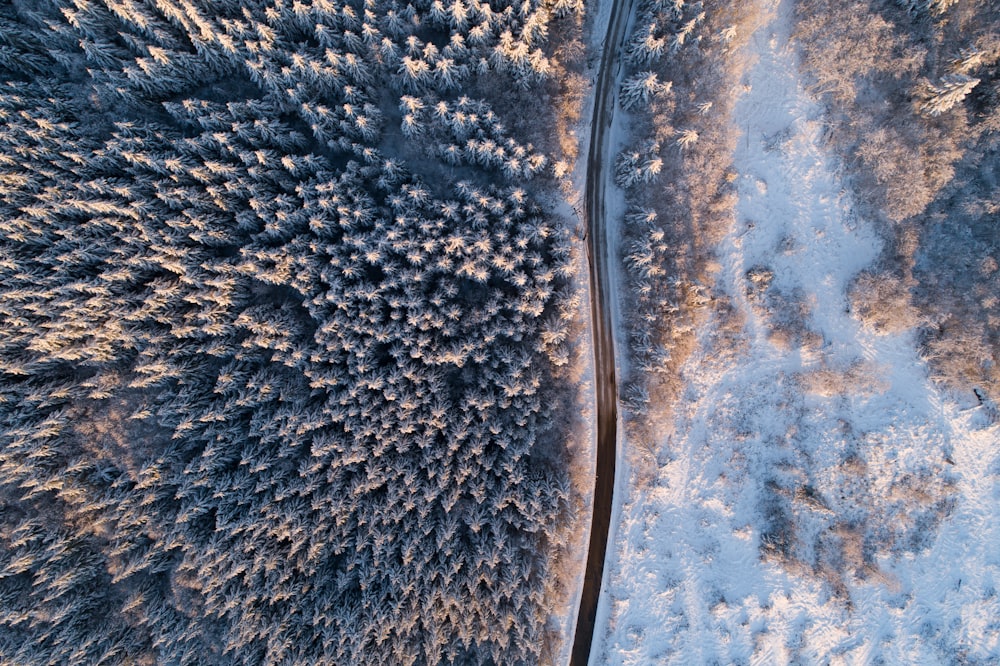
[569,0,633,663]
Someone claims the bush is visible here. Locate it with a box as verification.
[849,269,920,334]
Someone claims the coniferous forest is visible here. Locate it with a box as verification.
[0,0,586,663]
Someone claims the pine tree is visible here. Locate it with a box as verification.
[917,74,979,117]
[621,71,671,109]
[628,21,667,65]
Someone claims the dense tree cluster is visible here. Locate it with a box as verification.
[625,0,704,66]
[796,0,1000,402]
[403,94,548,178]
[0,0,584,663]
[618,207,691,385]
[610,0,705,191]
[609,0,746,417]
[613,0,719,180]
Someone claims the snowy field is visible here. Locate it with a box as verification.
[593,0,1000,663]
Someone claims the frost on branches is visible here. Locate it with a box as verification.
[0,0,585,663]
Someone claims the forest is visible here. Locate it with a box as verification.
[794,0,1000,403]
[0,0,587,663]
[6,0,998,662]
[608,0,758,447]
[611,0,1000,448]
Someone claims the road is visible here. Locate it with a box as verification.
[569,0,633,662]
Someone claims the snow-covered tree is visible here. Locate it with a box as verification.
[0,1,579,663]
[621,71,671,109]
[917,74,979,117]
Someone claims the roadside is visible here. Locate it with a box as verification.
[568,0,636,662]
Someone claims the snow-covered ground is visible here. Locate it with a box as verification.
[593,0,1000,663]
[545,193,596,666]
[542,0,612,660]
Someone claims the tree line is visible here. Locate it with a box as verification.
[0,0,585,663]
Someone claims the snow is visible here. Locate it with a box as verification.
[546,190,597,666]
[592,0,1000,663]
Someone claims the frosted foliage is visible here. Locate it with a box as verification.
[0,0,579,664]
[917,74,980,117]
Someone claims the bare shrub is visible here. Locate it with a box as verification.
[799,360,890,398]
[795,1,913,104]
[923,319,998,390]
[849,269,920,334]
[851,115,965,222]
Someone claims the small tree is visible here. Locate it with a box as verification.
[621,71,671,110]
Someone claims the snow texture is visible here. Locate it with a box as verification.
[594,0,1000,663]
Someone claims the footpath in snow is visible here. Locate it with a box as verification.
[593,0,1000,663]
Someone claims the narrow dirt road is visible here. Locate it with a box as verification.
[569,0,633,662]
